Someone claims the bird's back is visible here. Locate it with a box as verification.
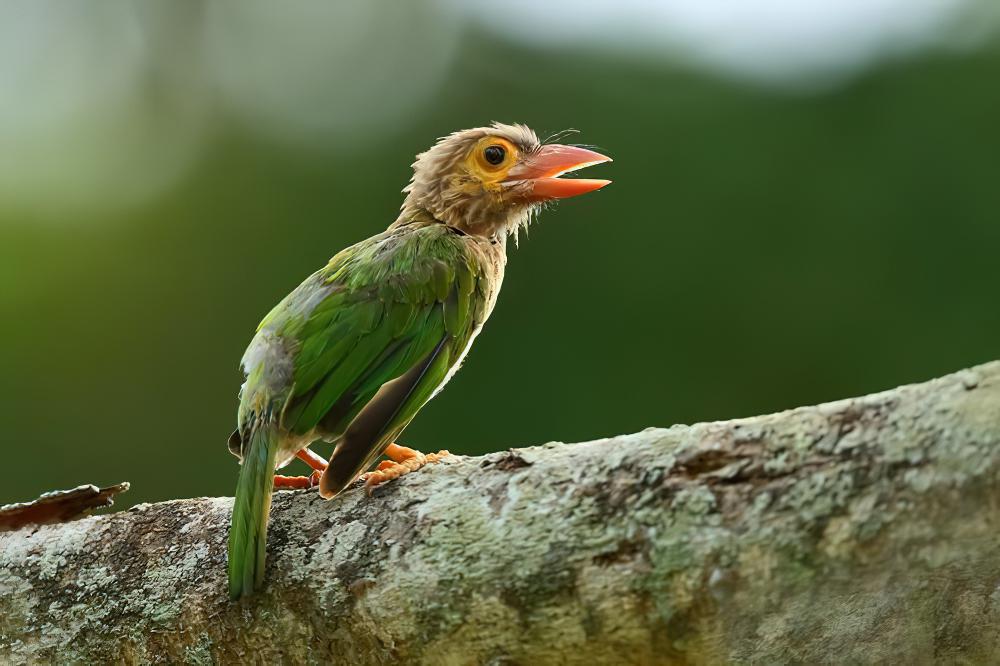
[232,219,506,472]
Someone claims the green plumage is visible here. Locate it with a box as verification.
[227,422,277,598]
[227,218,502,599]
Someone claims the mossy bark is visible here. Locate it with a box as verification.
[2,362,999,664]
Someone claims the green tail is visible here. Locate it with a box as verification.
[228,422,278,600]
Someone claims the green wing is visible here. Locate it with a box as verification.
[239,224,484,493]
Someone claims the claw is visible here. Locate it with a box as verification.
[361,443,450,493]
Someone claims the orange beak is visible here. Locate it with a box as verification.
[503,144,612,201]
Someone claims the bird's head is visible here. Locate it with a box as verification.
[400,122,611,237]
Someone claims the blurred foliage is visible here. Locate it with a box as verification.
[1,27,998,508]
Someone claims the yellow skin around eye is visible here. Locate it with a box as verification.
[466,137,519,184]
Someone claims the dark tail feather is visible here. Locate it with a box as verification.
[227,422,277,600]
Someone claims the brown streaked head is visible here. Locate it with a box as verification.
[400,122,611,236]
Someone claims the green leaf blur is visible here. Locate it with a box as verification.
[1,8,998,508]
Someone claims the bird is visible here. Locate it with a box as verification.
[226,122,611,599]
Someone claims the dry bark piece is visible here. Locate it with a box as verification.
[0,482,129,531]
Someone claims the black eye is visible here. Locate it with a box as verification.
[483,144,506,165]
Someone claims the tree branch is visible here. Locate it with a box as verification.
[2,362,999,664]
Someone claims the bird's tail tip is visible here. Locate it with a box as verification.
[227,422,277,600]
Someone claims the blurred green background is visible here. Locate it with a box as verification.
[1,2,998,508]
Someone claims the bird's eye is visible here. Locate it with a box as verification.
[483,145,506,166]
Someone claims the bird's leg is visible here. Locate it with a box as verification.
[296,447,328,473]
[360,443,450,492]
[273,474,314,489]
[273,447,328,489]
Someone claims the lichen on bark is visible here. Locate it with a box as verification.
[2,362,999,664]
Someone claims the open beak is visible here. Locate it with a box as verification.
[503,144,612,202]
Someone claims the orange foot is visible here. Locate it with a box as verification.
[360,443,450,493]
[273,447,328,490]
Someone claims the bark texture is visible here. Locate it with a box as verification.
[2,362,1000,665]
